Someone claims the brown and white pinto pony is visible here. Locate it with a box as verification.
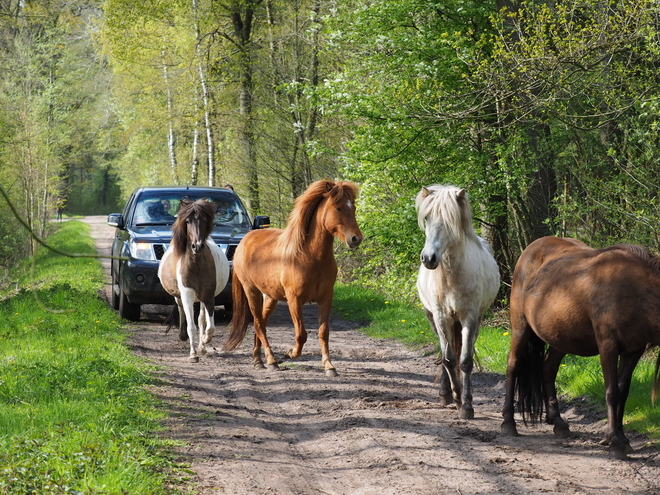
[502,236,660,459]
[224,179,363,376]
[158,199,229,362]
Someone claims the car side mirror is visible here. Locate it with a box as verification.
[253,215,270,229]
[107,213,125,230]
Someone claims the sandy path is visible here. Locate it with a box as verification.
[83,215,660,494]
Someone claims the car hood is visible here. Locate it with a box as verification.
[128,225,246,243]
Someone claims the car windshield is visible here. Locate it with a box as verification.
[132,192,252,231]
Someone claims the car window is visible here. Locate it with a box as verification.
[131,191,251,231]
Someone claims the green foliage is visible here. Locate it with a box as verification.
[0,221,181,494]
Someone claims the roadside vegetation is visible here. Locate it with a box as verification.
[0,221,185,494]
[333,284,660,442]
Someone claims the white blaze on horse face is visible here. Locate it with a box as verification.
[421,216,449,270]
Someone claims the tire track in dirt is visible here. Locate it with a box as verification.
[83,215,660,495]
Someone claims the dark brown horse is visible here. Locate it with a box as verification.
[502,236,660,459]
[158,199,229,362]
[223,179,363,376]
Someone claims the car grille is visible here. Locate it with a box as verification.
[226,244,238,261]
[154,244,167,260]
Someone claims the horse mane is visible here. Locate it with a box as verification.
[415,184,480,245]
[607,244,660,275]
[171,198,216,257]
[277,179,359,259]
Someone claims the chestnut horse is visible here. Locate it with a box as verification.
[223,179,363,376]
[158,199,229,362]
[502,236,660,459]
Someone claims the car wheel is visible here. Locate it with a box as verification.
[118,276,141,321]
[110,261,120,310]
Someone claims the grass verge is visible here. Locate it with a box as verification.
[0,221,185,494]
[333,283,660,442]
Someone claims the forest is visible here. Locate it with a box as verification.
[2,0,660,302]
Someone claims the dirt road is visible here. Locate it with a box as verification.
[84,216,660,494]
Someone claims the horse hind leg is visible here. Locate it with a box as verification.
[200,298,216,345]
[245,289,278,370]
[251,297,277,369]
[284,298,308,362]
[543,347,570,438]
[600,348,644,458]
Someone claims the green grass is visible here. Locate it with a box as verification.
[333,284,660,442]
[0,221,184,494]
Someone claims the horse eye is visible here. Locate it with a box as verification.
[336,207,342,212]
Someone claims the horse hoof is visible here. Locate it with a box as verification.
[553,423,571,438]
[267,363,280,371]
[203,330,215,344]
[325,369,338,377]
[625,443,635,455]
[254,363,266,369]
[458,407,474,420]
[438,393,453,406]
[609,446,628,460]
[188,355,199,363]
[501,422,519,437]
[179,332,189,342]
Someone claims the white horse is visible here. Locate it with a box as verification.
[158,199,229,362]
[416,185,500,419]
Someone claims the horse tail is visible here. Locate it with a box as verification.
[516,332,545,425]
[224,271,251,351]
[164,304,179,334]
[652,347,660,404]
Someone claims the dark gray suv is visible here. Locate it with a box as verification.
[107,186,270,321]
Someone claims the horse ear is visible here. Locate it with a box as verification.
[456,189,466,199]
[421,186,431,198]
[325,180,335,192]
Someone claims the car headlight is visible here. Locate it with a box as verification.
[129,241,156,260]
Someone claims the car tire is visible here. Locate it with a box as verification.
[118,275,141,321]
[110,261,120,310]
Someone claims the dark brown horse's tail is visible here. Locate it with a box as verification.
[652,347,660,404]
[164,304,179,334]
[516,333,545,425]
[223,271,251,351]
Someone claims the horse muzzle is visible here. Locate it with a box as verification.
[191,241,205,254]
[421,252,440,270]
[346,233,363,249]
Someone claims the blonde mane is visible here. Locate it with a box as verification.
[415,184,480,245]
[277,179,359,259]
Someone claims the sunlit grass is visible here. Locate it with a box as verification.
[0,220,184,494]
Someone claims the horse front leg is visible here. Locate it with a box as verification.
[424,308,452,405]
[180,288,201,362]
[458,318,480,420]
[543,347,569,437]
